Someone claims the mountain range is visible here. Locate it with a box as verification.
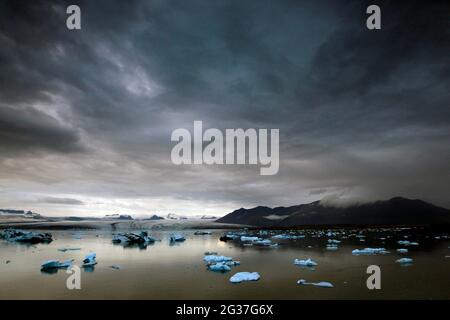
[216,197,450,228]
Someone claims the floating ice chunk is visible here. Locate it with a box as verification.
[398,240,419,246]
[297,279,334,288]
[396,258,413,264]
[352,248,389,255]
[327,239,341,244]
[229,272,260,283]
[294,258,318,267]
[272,234,305,240]
[110,265,120,270]
[397,248,408,253]
[41,259,73,270]
[169,234,185,242]
[58,247,81,252]
[203,255,233,263]
[83,253,97,267]
[326,245,339,251]
[194,231,212,235]
[240,236,261,242]
[254,239,272,246]
[208,263,231,272]
[0,229,53,244]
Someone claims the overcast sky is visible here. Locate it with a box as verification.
[0,0,449,217]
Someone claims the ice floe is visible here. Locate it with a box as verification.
[203,255,233,264]
[297,279,334,288]
[352,248,389,255]
[41,259,73,271]
[230,272,260,283]
[396,258,413,264]
[240,236,261,242]
[169,234,186,242]
[294,258,318,267]
[58,247,81,252]
[0,229,52,244]
[398,240,419,246]
[112,232,159,245]
[208,263,231,272]
[83,253,97,267]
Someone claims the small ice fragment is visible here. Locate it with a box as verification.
[327,239,341,244]
[397,249,408,253]
[294,258,318,267]
[169,234,185,242]
[396,258,413,264]
[41,259,73,270]
[297,279,334,288]
[203,255,233,263]
[240,236,261,242]
[110,265,120,270]
[82,253,97,267]
[58,248,81,252]
[352,248,388,255]
[208,263,231,272]
[229,272,260,283]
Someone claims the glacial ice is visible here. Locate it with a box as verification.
[0,229,52,244]
[83,253,97,267]
[294,258,318,267]
[170,234,186,242]
[41,259,73,270]
[297,279,334,288]
[352,248,389,255]
[229,272,260,283]
[208,263,231,272]
[203,255,233,263]
[396,258,413,264]
[397,248,408,253]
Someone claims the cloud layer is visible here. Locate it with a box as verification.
[0,0,449,216]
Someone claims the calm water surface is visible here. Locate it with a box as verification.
[0,229,449,299]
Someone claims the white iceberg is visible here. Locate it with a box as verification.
[294,258,318,267]
[297,279,334,288]
[203,255,233,263]
[229,272,260,283]
[397,248,408,253]
[352,248,389,255]
[396,258,413,264]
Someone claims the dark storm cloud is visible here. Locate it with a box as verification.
[0,0,449,215]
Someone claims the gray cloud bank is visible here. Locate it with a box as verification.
[0,0,449,216]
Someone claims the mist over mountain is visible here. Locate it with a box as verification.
[216,197,450,227]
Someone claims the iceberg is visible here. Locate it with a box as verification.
[203,255,233,264]
[352,248,389,255]
[240,236,261,242]
[0,229,52,244]
[112,232,159,245]
[272,234,305,240]
[294,258,318,267]
[229,272,260,283]
[398,240,419,246]
[170,234,186,242]
[396,258,413,264]
[327,239,341,244]
[208,263,231,272]
[41,259,73,270]
[194,231,212,235]
[58,247,81,252]
[326,245,339,251]
[297,279,334,288]
[110,265,120,270]
[83,253,97,267]
[397,248,408,253]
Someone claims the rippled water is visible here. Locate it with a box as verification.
[0,229,449,299]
